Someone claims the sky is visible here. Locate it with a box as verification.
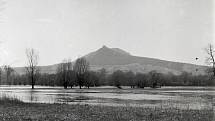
[0,0,214,67]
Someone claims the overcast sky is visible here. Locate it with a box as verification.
[0,0,214,67]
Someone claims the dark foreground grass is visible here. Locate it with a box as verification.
[0,95,24,105]
[0,103,213,121]
[0,97,213,121]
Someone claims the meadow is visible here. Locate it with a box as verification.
[0,97,213,121]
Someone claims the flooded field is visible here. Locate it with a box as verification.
[0,85,214,110]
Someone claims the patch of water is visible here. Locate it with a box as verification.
[0,85,214,110]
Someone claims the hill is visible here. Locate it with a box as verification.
[13,45,208,75]
[85,46,207,75]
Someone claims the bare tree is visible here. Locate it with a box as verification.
[57,59,73,89]
[205,44,215,76]
[0,67,2,85]
[74,57,89,89]
[3,65,14,85]
[25,48,39,89]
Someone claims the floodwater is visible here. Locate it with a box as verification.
[0,85,214,110]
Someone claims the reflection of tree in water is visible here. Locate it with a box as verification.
[28,88,58,103]
[28,90,38,103]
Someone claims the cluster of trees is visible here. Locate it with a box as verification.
[1,65,214,88]
[107,70,214,88]
[0,65,15,85]
[0,43,215,89]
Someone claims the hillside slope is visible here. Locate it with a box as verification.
[85,46,207,75]
[14,45,207,75]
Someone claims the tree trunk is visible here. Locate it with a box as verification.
[79,85,82,89]
[64,81,67,89]
[213,68,215,76]
[32,75,34,89]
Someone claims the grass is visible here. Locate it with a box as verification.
[0,97,213,121]
[0,94,24,105]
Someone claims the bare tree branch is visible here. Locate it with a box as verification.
[205,44,215,76]
[56,58,72,89]
[25,48,39,89]
[74,57,89,89]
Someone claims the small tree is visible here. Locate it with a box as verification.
[74,57,89,89]
[3,65,14,85]
[68,70,76,88]
[135,73,147,88]
[83,71,91,88]
[25,48,39,89]
[111,70,125,89]
[57,59,73,89]
[179,71,192,86]
[0,67,2,85]
[125,71,135,88]
[205,44,215,76]
[148,70,162,88]
[84,71,99,88]
[97,68,107,86]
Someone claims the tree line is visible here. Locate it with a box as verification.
[0,43,215,89]
[0,63,214,88]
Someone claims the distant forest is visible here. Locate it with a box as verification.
[0,58,214,88]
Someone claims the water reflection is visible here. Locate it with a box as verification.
[29,90,38,102]
[0,85,214,110]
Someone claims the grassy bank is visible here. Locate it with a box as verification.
[0,98,213,121]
